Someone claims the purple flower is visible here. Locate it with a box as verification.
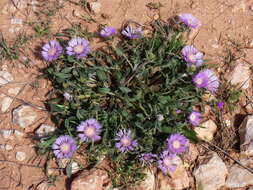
[179,13,201,29]
[115,129,138,152]
[192,69,219,92]
[77,118,102,142]
[181,45,203,67]
[139,153,157,165]
[188,111,202,126]
[66,37,91,59]
[158,150,178,174]
[63,92,73,101]
[41,40,63,61]
[166,133,189,154]
[217,101,225,109]
[52,135,77,159]
[176,109,182,114]
[122,26,143,39]
[100,26,117,38]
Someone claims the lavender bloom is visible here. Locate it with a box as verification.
[188,111,202,126]
[176,109,182,114]
[217,101,225,109]
[66,37,91,59]
[41,40,63,61]
[166,133,189,154]
[179,13,201,29]
[158,150,178,174]
[100,26,117,38]
[52,135,77,159]
[192,69,219,92]
[115,129,138,152]
[77,118,102,142]
[181,45,203,67]
[63,92,73,101]
[139,153,157,165]
[122,26,143,39]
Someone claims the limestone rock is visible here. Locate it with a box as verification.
[36,182,49,190]
[239,115,253,156]
[0,129,14,139]
[246,103,253,114]
[194,152,227,190]
[71,162,81,174]
[0,144,13,151]
[183,143,199,163]
[13,105,37,128]
[228,63,251,89]
[226,163,253,188]
[0,71,13,86]
[89,2,101,14]
[71,168,111,190]
[16,151,26,161]
[14,129,25,137]
[194,120,217,141]
[138,168,155,190]
[1,96,13,112]
[35,124,55,137]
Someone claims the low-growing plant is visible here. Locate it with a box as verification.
[38,15,220,187]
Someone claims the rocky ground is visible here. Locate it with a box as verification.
[0,0,253,189]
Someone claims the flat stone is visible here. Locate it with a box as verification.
[13,105,37,128]
[16,151,26,161]
[228,63,251,90]
[194,153,227,190]
[138,168,156,190]
[239,115,253,156]
[0,144,12,151]
[194,120,217,142]
[14,129,25,137]
[246,103,253,114]
[89,2,101,14]
[35,124,55,137]
[71,162,80,174]
[8,87,20,95]
[0,129,13,139]
[71,168,111,190]
[1,96,13,112]
[226,162,253,188]
[0,71,13,86]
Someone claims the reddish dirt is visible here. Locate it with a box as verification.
[0,0,252,189]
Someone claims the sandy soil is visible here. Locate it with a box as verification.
[0,0,252,189]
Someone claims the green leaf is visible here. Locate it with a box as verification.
[96,70,108,81]
[66,161,72,178]
[119,87,132,94]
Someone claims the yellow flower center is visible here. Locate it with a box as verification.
[85,126,95,137]
[196,78,203,85]
[60,143,70,153]
[190,114,196,121]
[173,140,181,149]
[48,48,56,56]
[189,54,196,62]
[74,45,84,54]
[121,136,131,146]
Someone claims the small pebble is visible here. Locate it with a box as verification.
[16,151,26,161]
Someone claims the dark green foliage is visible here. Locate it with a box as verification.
[41,20,204,187]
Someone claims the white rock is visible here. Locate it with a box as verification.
[1,96,13,112]
[239,115,253,156]
[5,144,13,151]
[226,163,253,188]
[228,63,251,89]
[13,105,37,128]
[89,2,101,13]
[16,151,26,161]
[138,168,155,190]
[246,103,253,113]
[8,87,20,95]
[36,181,49,190]
[194,120,217,141]
[35,124,55,137]
[71,162,80,174]
[11,18,23,25]
[0,144,5,150]
[194,153,228,190]
[14,129,25,137]
[0,71,13,86]
[0,129,13,138]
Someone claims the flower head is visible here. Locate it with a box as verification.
[77,118,102,142]
[179,13,201,29]
[182,45,203,67]
[100,26,117,38]
[52,135,77,159]
[122,26,143,39]
[115,129,138,152]
[63,92,73,101]
[157,114,164,121]
[66,37,91,59]
[41,40,63,61]
[217,101,225,109]
[192,69,219,92]
[139,153,157,165]
[188,111,202,126]
[158,150,178,174]
[166,133,189,154]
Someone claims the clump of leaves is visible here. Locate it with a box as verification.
[41,20,205,187]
